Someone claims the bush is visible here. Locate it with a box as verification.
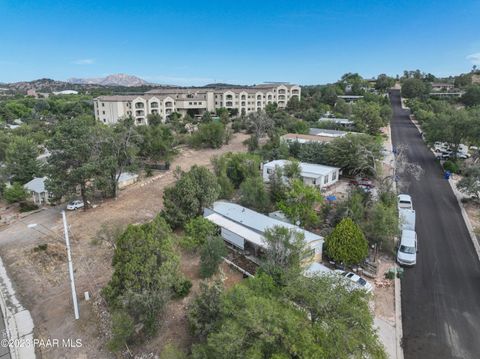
[107,311,135,352]
[3,182,28,204]
[19,201,39,213]
[325,217,368,265]
[200,236,227,278]
[173,278,192,298]
[182,217,219,250]
[443,160,460,174]
[33,244,48,252]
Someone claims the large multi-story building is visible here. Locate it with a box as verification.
[93,83,301,125]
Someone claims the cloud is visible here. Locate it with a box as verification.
[466,53,480,66]
[72,58,95,65]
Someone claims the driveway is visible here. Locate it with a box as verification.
[0,207,62,249]
[389,90,480,359]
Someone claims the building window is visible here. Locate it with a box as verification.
[102,103,105,107]
[324,176,328,184]
[151,102,159,108]
[102,111,105,115]
[267,168,273,174]
[103,119,106,123]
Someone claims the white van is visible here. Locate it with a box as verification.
[397,230,417,266]
[399,208,416,231]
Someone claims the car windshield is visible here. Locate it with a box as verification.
[399,201,411,207]
[400,245,415,254]
[357,277,367,286]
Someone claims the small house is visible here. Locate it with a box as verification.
[262,160,340,188]
[24,177,51,205]
[117,172,139,189]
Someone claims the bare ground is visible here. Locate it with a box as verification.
[0,133,248,358]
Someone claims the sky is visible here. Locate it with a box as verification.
[0,0,479,86]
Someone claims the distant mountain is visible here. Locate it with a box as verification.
[67,73,150,87]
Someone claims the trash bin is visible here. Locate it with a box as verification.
[444,170,451,180]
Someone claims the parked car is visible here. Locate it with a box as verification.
[399,208,416,231]
[67,200,84,210]
[350,177,374,188]
[335,270,373,293]
[398,194,413,210]
[397,229,417,266]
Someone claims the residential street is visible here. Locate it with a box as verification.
[389,90,480,359]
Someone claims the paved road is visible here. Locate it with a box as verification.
[389,90,480,359]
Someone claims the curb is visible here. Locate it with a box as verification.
[447,180,480,262]
[387,120,404,359]
[0,256,35,359]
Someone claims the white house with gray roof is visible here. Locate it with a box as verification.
[93,83,301,125]
[262,160,340,188]
[24,177,51,205]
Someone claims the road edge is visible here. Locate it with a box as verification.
[447,180,480,261]
[0,256,35,359]
[386,119,404,359]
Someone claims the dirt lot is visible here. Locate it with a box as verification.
[0,133,248,358]
[372,256,396,324]
[465,201,480,239]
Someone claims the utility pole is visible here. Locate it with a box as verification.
[62,210,80,320]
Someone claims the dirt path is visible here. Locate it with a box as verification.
[0,133,248,359]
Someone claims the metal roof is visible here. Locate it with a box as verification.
[264,160,339,177]
[211,201,323,245]
[24,177,47,193]
[309,128,348,137]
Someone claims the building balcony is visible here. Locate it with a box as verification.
[135,103,145,109]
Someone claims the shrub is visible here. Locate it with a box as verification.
[182,217,219,250]
[107,311,135,352]
[19,201,39,212]
[200,236,227,278]
[443,160,460,174]
[3,182,28,204]
[325,217,368,265]
[173,278,192,298]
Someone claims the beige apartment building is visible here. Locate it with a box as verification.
[93,83,301,125]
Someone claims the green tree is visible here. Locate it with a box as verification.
[107,311,135,351]
[457,165,480,200]
[200,236,227,278]
[375,74,395,92]
[286,275,386,359]
[260,226,308,286]
[401,78,429,98]
[46,115,99,207]
[268,166,287,204]
[183,217,219,250]
[3,182,28,203]
[162,166,220,228]
[146,113,163,126]
[190,122,226,149]
[188,279,224,339]
[461,85,480,107]
[239,176,270,212]
[103,215,181,337]
[353,101,385,135]
[325,218,368,265]
[138,123,175,163]
[211,152,261,188]
[96,118,139,198]
[278,179,323,228]
[5,137,41,184]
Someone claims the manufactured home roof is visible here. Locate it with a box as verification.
[281,133,336,143]
[211,201,323,245]
[264,159,339,178]
[318,117,354,125]
[205,212,266,248]
[309,128,347,137]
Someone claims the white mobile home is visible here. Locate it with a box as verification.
[204,201,324,262]
[262,160,340,188]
